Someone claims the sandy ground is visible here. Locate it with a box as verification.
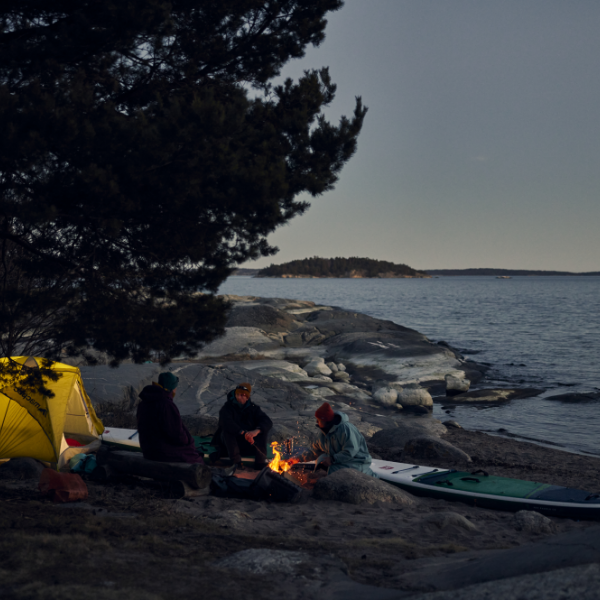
[1,427,599,599]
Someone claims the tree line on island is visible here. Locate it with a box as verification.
[256,257,429,278]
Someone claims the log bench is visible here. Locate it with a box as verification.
[95,446,211,499]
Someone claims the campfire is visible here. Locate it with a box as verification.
[269,441,291,473]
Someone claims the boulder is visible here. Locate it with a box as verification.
[310,375,333,382]
[370,420,448,450]
[304,358,333,377]
[421,511,478,531]
[397,383,433,407]
[332,371,350,381]
[512,510,557,534]
[442,420,462,429]
[445,375,470,396]
[326,362,339,372]
[401,436,472,463]
[313,468,417,506]
[372,387,399,407]
[336,363,347,371]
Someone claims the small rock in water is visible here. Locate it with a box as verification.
[445,374,470,396]
[442,420,462,429]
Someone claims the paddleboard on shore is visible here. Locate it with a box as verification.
[100,428,142,452]
[371,459,600,520]
[99,427,274,463]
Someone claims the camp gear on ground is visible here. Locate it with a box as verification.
[210,466,304,503]
[315,402,335,422]
[69,453,97,474]
[298,412,376,476]
[158,372,179,391]
[371,459,600,520]
[38,468,88,503]
[137,384,203,464]
[0,356,104,467]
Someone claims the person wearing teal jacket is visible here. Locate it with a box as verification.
[286,402,377,477]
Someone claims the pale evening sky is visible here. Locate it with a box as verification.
[242,0,600,272]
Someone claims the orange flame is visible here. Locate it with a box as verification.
[269,441,290,472]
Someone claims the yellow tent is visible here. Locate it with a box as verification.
[0,356,104,464]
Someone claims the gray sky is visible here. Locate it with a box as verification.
[244,1,600,272]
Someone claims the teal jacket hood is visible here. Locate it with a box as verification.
[308,411,376,476]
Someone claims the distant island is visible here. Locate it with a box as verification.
[253,257,430,279]
[425,268,600,276]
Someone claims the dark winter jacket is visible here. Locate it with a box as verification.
[137,383,203,464]
[212,390,273,443]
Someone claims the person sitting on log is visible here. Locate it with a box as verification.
[137,372,204,464]
[284,402,377,476]
[210,383,273,470]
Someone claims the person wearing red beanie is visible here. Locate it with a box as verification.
[285,402,376,477]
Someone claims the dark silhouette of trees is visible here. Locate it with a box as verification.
[0,1,366,366]
[258,257,426,278]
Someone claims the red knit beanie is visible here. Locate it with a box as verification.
[315,402,335,422]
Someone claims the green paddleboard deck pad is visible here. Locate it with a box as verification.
[371,459,600,520]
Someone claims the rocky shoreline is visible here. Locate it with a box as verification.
[1,295,599,599]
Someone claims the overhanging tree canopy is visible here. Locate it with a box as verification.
[0,0,367,365]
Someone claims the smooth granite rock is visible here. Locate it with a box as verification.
[370,419,448,450]
[313,468,417,506]
[401,436,472,463]
[226,303,300,334]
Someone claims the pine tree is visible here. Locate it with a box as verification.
[0,1,367,366]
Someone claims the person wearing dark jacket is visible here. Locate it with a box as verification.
[211,383,273,470]
[137,372,204,464]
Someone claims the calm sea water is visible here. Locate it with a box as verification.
[218,276,600,456]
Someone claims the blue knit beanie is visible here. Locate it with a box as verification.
[158,372,179,391]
